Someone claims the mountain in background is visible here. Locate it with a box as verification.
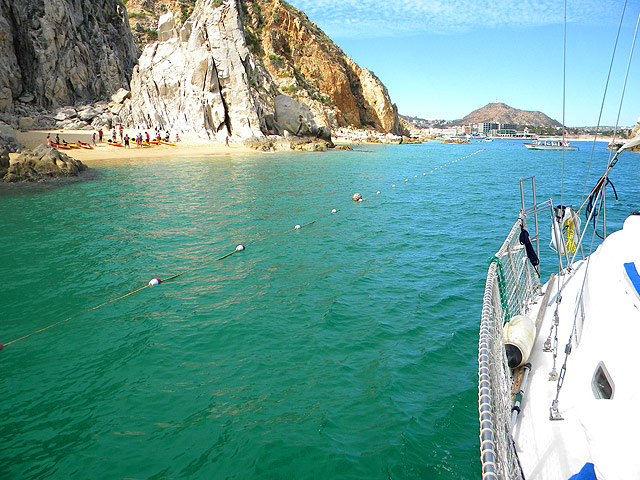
[453,102,562,127]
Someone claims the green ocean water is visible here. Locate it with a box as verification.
[0,141,637,479]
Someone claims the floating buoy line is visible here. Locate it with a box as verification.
[0,148,485,352]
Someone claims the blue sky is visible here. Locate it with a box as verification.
[286,0,640,127]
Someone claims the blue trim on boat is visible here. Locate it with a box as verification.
[623,262,640,296]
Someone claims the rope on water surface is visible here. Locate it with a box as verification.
[0,247,244,351]
[1,148,485,352]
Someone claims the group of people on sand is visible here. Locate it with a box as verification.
[47,125,184,150]
[102,125,181,147]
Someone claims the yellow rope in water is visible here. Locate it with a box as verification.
[1,248,243,350]
[2,149,483,352]
[2,284,151,348]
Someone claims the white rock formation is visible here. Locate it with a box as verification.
[120,1,265,141]
[0,0,137,110]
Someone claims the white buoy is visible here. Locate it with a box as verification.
[236,244,245,251]
[414,175,417,178]
[148,278,161,286]
[430,170,433,173]
[423,173,426,176]
[331,209,337,214]
[376,191,380,194]
[392,184,396,188]
[404,179,408,182]
[294,224,301,230]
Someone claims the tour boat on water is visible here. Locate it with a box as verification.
[523,139,579,150]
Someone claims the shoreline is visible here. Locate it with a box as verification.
[12,130,259,164]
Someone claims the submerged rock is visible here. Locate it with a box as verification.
[2,144,87,182]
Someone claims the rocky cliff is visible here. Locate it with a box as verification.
[243,0,403,134]
[119,0,267,140]
[119,0,403,140]
[0,0,403,142]
[0,0,138,113]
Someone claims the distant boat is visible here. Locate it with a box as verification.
[441,137,471,144]
[479,138,493,143]
[523,139,578,150]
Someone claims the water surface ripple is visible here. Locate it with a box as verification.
[1,141,637,479]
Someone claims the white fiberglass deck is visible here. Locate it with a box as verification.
[513,215,640,479]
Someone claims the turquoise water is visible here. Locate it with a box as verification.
[0,141,637,479]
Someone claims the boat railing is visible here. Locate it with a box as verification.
[478,215,542,480]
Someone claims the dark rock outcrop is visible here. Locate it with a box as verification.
[0,122,22,152]
[0,0,138,111]
[0,148,9,177]
[3,144,87,182]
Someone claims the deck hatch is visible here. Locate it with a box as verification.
[591,362,614,399]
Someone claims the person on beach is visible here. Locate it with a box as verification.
[55,133,60,145]
[92,132,96,145]
[46,133,51,146]
[175,133,181,142]
[98,128,103,142]
[145,131,150,143]
[124,134,130,148]
[225,135,229,147]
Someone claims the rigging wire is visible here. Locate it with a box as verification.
[560,0,567,210]
[579,10,640,241]
[608,9,640,169]
[580,0,628,205]
[551,8,640,412]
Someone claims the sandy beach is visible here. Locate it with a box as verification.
[12,129,258,164]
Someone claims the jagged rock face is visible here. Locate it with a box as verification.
[244,0,403,135]
[344,58,401,133]
[120,1,265,141]
[0,0,137,111]
[0,121,22,152]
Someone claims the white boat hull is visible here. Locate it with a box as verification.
[513,215,640,479]
[524,143,579,151]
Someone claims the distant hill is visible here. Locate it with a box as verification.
[453,103,562,127]
[399,114,430,128]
